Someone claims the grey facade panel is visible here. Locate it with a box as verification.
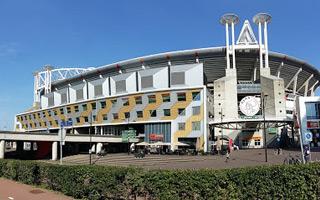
[171,72,185,85]
[94,84,103,97]
[116,80,126,93]
[61,93,67,104]
[141,76,153,89]
[76,89,84,101]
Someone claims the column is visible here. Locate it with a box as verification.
[0,140,5,159]
[96,143,103,154]
[52,141,58,161]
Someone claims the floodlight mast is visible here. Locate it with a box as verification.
[253,13,272,69]
[220,14,239,70]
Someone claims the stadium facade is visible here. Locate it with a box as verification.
[12,13,320,156]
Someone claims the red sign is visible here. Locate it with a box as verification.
[149,134,164,141]
[307,121,319,129]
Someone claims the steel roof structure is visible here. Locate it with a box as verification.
[51,46,320,96]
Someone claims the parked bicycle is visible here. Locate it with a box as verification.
[283,154,302,165]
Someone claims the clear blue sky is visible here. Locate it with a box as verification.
[0,0,320,130]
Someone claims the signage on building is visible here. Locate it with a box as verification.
[239,96,260,117]
[122,129,136,142]
[267,127,277,134]
[304,132,313,143]
[149,133,164,141]
[307,121,319,129]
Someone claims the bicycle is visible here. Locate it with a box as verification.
[283,154,302,165]
[273,147,282,155]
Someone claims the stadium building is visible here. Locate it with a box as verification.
[9,13,320,158]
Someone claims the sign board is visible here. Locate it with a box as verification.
[267,127,277,134]
[149,133,164,141]
[304,132,313,143]
[239,96,260,117]
[307,121,319,129]
[60,120,73,127]
[121,129,136,142]
[59,128,67,145]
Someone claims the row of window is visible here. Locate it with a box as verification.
[21,92,201,121]
[242,139,261,146]
[178,121,201,131]
[21,106,201,128]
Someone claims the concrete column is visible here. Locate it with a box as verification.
[0,140,5,159]
[91,144,96,153]
[96,143,103,154]
[52,141,58,161]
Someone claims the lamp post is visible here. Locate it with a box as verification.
[89,112,92,165]
[262,92,268,162]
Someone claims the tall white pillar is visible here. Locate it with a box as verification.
[231,22,236,69]
[264,21,269,68]
[52,141,58,161]
[0,140,5,159]
[96,143,103,154]
[225,23,230,69]
[258,22,263,69]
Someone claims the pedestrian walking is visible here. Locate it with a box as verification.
[225,150,230,162]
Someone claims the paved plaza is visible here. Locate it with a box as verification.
[48,149,320,170]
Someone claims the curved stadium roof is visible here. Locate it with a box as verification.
[52,46,320,95]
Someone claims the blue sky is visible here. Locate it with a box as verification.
[0,0,320,130]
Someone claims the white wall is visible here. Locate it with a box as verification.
[110,72,136,95]
[69,82,86,103]
[88,78,109,99]
[171,63,203,88]
[138,67,168,91]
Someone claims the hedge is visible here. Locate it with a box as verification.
[0,159,319,199]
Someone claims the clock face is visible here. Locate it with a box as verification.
[239,96,260,117]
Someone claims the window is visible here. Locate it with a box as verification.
[254,139,261,146]
[74,105,79,112]
[148,95,156,103]
[116,80,126,93]
[111,99,117,107]
[177,93,186,101]
[91,102,96,110]
[66,107,71,113]
[82,104,87,111]
[76,117,80,123]
[192,92,200,101]
[76,89,84,100]
[53,110,58,116]
[242,140,249,147]
[135,96,142,104]
[93,115,96,122]
[178,123,185,130]
[55,120,58,125]
[124,112,130,119]
[122,98,129,106]
[37,113,41,118]
[100,101,106,109]
[48,111,51,117]
[163,109,171,116]
[113,113,119,120]
[171,72,185,85]
[94,84,103,97]
[141,76,153,89]
[102,114,108,121]
[286,110,293,114]
[48,96,54,107]
[192,106,201,115]
[192,121,201,131]
[178,108,185,116]
[49,121,53,126]
[162,94,170,102]
[61,93,67,104]
[84,117,89,122]
[149,110,157,117]
[137,111,143,118]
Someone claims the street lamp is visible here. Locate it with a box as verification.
[261,92,268,162]
[89,112,93,165]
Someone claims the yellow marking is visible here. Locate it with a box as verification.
[173,104,204,150]
[112,96,136,123]
[96,100,112,124]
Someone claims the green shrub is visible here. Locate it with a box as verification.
[0,159,319,199]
